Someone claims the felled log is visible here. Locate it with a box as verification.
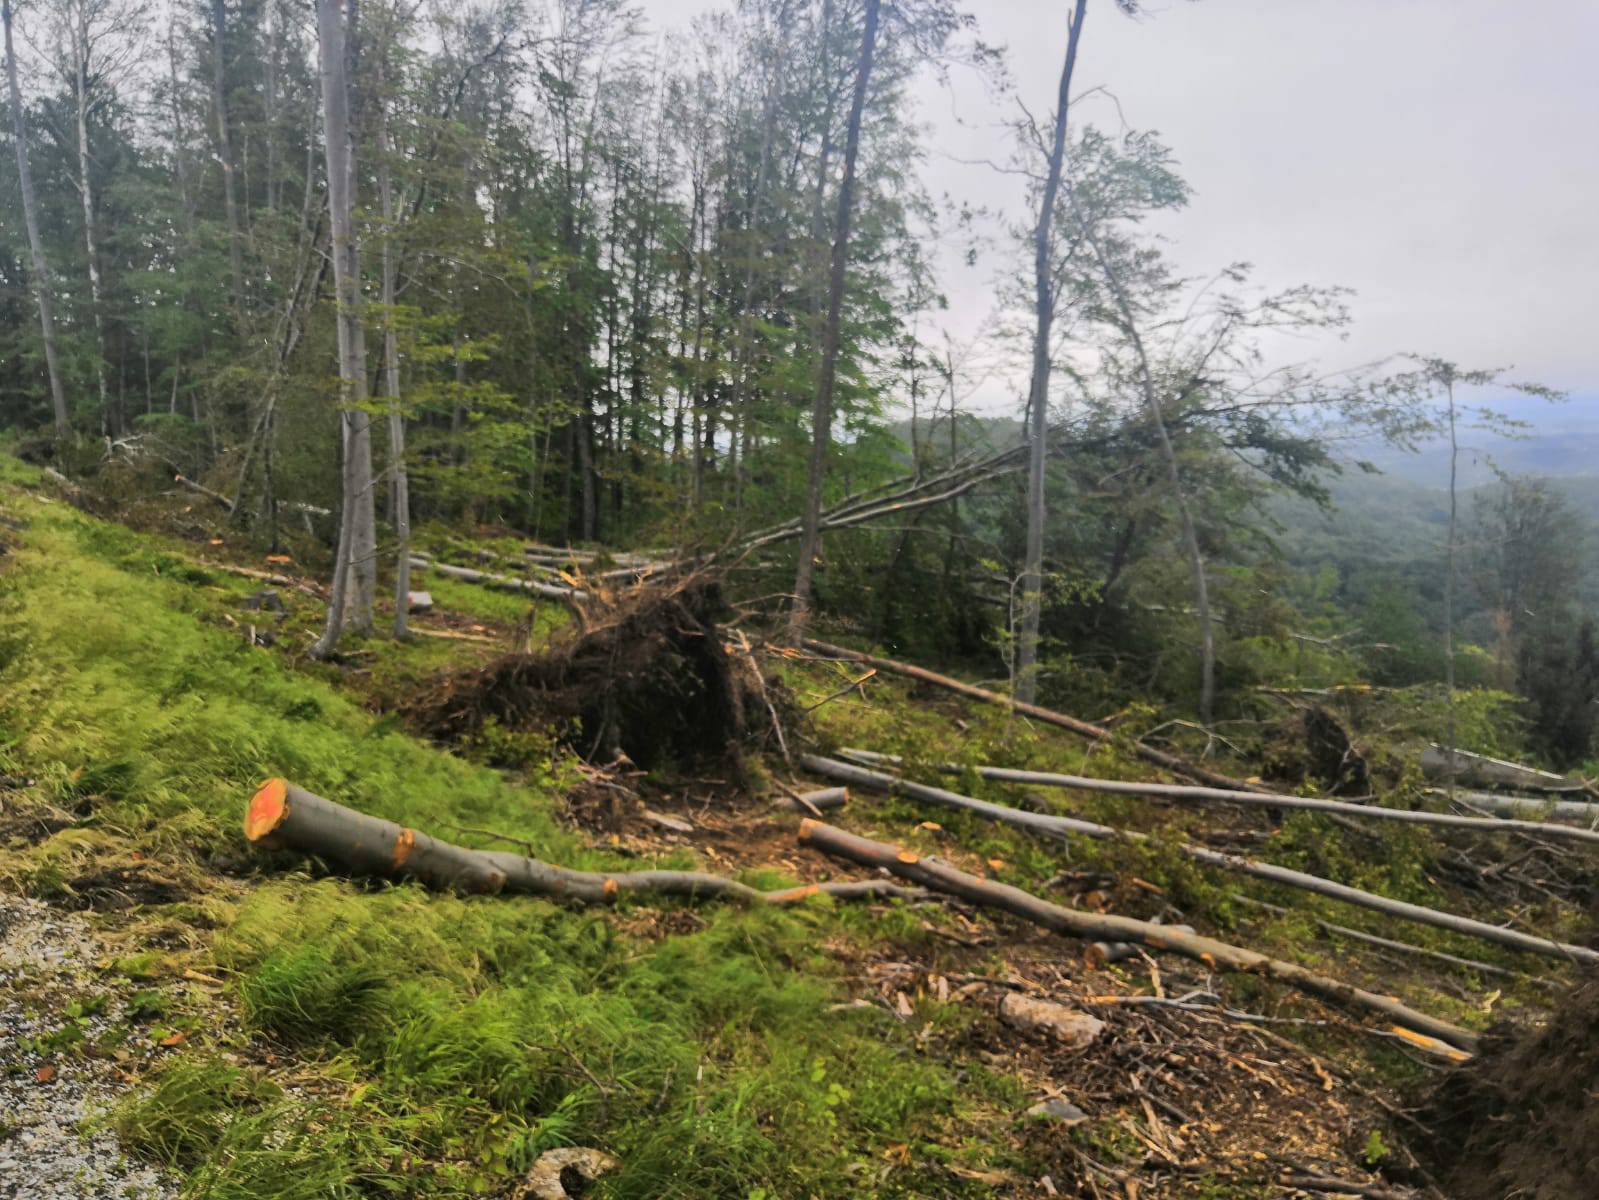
[245,778,920,906]
[1443,790,1599,824]
[409,554,587,602]
[796,819,1479,1052]
[801,755,1599,964]
[801,639,1267,792]
[771,786,848,813]
[1230,894,1533,985]
[834,749,1599,845]
[42,466,91,510]
[173,472,232,510]
[1421,745,1582,793]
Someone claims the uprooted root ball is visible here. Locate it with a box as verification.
[404,574,776,769]
[1417,976,1599,1200]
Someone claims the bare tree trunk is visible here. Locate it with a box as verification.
[788,0,881,640]
[1078,214,1216,724]
[4,0,70,436]
[309,0,375,658]
[1016,0,1088,705]
[211,0,246,319]
[69,8,111,433]
[377,59,410,640]
[1443,377,1459,799]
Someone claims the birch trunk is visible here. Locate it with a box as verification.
[310,0,375,658]
[211,0,246,319]
[69,7,111,432]
[1016,0,1088,705]
[789,0,881,640]
[377,70,410,639]
[4,0,70,435]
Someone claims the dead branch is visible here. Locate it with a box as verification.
[795,819,1478,1052]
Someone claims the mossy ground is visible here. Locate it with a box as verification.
[2,453,1583,1197]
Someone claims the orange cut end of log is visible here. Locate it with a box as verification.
[245,778,289,842]
[392,828,416,868]
[896,850,920,864]
[602,877,619,899]
[797,819,817,840]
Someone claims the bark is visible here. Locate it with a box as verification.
[68,6,110,431]
[788,0,881,640]
[802,638,1268,791]
[245,778,923,906]
[833,749,1599,845]
[795,819,1479,1052]
[309,0,376,658]
[1447,789,1599,823]
[409,555,587,602]
[210,0,246,318]
[800,754,1599,965]
[1420,745,1578,793]
[377,62,410,640]
[1016,0,1088,705]
[770,786,848,813]
[4,0,70,436]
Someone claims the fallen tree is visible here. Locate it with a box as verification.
[1440,790,1599,824]
[834,749,1599,845]
[409,554,587,602]
[1421,745,1585,794]
[801,754,1599,965]
[800,639,1268,792]
[405,572,768,768]
[245,778,921,906]
[795,818,1479,1053]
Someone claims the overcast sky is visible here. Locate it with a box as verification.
[642,0,1599,419]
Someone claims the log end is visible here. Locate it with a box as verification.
[797,818,818,840]
[246,777,290,843]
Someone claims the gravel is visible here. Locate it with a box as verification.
[0,894,175,1200]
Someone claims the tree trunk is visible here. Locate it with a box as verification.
[377,58,410,640]
[788,0,881,640]
[1016,0,1088,705]
[309,0,375,658]
[246,778,920,906]
[4,0,70,436]
[211,0,246,319]
[796,819,1477,1052]
[801,754,1599,964]
[803,638,1267,791]
[833,749,1599,844]
[70,10,111,433]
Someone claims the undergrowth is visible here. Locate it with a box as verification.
[0,462,1028,1197]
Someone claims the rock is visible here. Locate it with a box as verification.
[1025,1097,1089,1126]
[241,588,284,613]
[513,1147,620,1200]
[407,590,434,614]
[999,993,1105,1049]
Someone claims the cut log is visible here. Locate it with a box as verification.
[998,993,1105,1048]
[801,639,1267,792]
[772,786,848,813]
[795,819,1479,1052]
[409,554,586,602]
[42,466,91,510]
[1421,744,1583,793]
[173,472,232,510]
[1230,894,1535,985]
[407,590,433,614]
[801,755,1599,965]
[244,778,922,906]
[1443,790,1599,824]
[835,749,1599,844]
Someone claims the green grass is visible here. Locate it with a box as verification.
[0,457,1031,1197]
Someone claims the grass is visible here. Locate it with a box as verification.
[0,457,1032,1197]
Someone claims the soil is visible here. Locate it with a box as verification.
[1418,977,1599,1200]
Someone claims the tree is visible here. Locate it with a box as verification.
[4,0,70,435]
[1014,0,1088,705]
[309,0,376,658]
[788,0,880,641]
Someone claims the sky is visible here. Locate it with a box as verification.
[639,0,1599,419]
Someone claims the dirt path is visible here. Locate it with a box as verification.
[0,894,172,1200]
